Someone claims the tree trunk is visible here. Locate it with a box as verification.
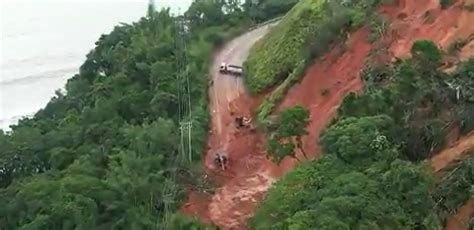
[297,137,308,159]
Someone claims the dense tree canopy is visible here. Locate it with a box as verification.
[267,106,310,163]
[253,115,438,229]
[243,0,299,23]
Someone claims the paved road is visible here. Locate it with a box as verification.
[209,23,276,135]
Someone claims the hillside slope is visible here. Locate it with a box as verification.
[248,0,474,228]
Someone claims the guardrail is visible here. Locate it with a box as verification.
[247,16,283,31]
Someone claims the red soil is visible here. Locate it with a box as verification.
[430,131,474,172]
[183,0,474,228]
[444,199,474,230]
[382,0,474,59]
[277,28,371,169]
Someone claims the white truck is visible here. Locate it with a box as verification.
[219,62,243,76]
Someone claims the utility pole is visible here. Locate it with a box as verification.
[175,7,193,164]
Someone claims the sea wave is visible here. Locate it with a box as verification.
[0,67,78,86]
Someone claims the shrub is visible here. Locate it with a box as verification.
[255,60,307,130]
[440,0,454,9]
[411,40,442,64]
[448,38,468,55]
[368,13,389,42]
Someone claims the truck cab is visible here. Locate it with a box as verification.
[219,62,243,76]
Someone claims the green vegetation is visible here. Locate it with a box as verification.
[339,40,474,161]
[368,13,389,42]
[244,0,323,93]
[244,0,387,94]
[432,154,474,224]
[252,115,438,229]
[440,0,454,9]
[252,40,474,229]
[448,38,469,55]
[168,213,218,230]
[244,0,299,23]
[0,0,295,228]
[267,106,310,163]
[256,60,306,130]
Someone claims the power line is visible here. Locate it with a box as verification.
[175,7,193,163]
[159,8,195,228]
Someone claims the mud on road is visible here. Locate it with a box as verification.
[181,22,286,229]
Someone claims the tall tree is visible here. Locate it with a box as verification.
[267,105,310,164]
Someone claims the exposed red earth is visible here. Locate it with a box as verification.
[431,132,474,172]
[183,0,474,228]
[444,199,474,230]
[276,28,371,170]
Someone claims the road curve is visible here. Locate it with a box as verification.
[209,23,275,136]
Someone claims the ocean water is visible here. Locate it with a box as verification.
[0,0,191,130]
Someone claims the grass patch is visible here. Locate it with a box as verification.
[256,60,307,130]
